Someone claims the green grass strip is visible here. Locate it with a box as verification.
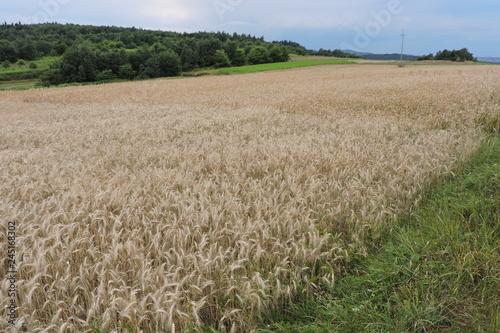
[261,136,500,333]
[216,60,355,75]
[0,79,38,90]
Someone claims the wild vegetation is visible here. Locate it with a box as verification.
[0,63,499,332]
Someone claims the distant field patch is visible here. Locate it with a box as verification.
[0,56,59,89]
[0,79,37,90]
[216,59,355,75]
[0,56,58,74]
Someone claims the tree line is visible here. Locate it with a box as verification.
[0,23,360,86]
[417,48,477,62]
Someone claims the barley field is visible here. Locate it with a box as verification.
[1,64,499,332]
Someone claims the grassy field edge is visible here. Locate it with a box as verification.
[260,135,500,333]
[215,59,356,75]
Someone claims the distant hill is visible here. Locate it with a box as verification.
[344,50,420,61]
[345,49,500,63]
[477,57,500,64]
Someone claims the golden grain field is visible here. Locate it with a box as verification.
[1,64,499,332]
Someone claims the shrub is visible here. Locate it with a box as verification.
[141,50,182,78]
[96,69,117,81]
[59,43,98,82]
[248,46,270,65]
[212,49,231,68]
[269,45,290,63]
[118,64,137,80]
[231,48,247,66]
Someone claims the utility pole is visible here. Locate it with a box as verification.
[400,29,405,63]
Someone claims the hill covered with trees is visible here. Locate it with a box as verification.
[0,23,361,86]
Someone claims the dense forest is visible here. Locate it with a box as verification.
[0,23,361,86]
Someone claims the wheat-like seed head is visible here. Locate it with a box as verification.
[0,64,498,332]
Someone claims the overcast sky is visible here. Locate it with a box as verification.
[1,0,499,57]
